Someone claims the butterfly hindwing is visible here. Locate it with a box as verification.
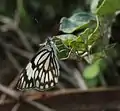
[17,63,35,90]
[33,47,59,90]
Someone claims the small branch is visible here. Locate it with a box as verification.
[0,84,20,100]
[0,84,55,111]
[5,50,21,71]
[57,82,66,90]
[0,15,14,24]
[24,99,55,111]
[73,68,88,90]
[2,42,33,59]
[11,103,20,111]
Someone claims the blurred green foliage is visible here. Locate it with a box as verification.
[54,0,120,87]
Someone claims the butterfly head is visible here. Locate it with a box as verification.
[46,37,56,48]
[39,37,58,54]
[46,37,59,57]
[46,37,53,45]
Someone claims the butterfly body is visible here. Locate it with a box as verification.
[17,38,60,91]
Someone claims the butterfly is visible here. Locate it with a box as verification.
[17,37,60,91]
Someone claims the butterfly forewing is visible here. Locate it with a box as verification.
[17,39,60,91]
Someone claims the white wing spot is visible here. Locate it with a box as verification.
[36,80,39,87]
[51,62,53,67]
[22,82,26,88]
[34,51,47,65]
[26,63,34,80]
[41,72,45,83]
[35,70,38,79]
[30,83,32,87]
[26,84,28,88]
[38,53,49,64]
[21,77,24,83]
[52,69,55,75]
[45,84,49,89]
[56,59,59,69]
[45,73,49,82]
[50,82,54,87]
[49,71,53,81]
[40,86,44,89]
[39,64,43,69]
[20,73,23,78]
[39,69,43,78]
[44,56,50,70]
[54,77,58,83]
[32,68,36,78]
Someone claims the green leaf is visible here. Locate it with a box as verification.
[85,78,98,88]
[96,0,120,16]
[91,0,100,13]
[55,18,99,60]
[54,34,86,60]
[55,34,87,56]
[53,36,71,60]
[55,34,77,46]
[60,12,96,33]
[83,59,104,79]
[70,38,85,52]
[79,28,96,45]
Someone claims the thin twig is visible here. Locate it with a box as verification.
[5,50,21,71]
[0,15,14,24]
[73,68,88,90]
[11,103,20,111]
[56,82,65,90]
[2,43,33,59]
[0,84,20,100]
[24,99,55,111]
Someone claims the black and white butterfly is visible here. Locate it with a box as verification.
[17,37,60,91]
